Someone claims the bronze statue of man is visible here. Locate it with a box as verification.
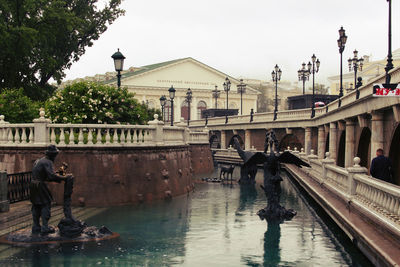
[29,145,72,234]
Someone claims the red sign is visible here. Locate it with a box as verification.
[373,84,400,96]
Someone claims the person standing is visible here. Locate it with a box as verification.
[370,148,393,184]
[29,145,72,234]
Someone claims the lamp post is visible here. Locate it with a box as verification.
[168,86,176,126]
[308,54,320,118]
[348,50,364,99]
[271,64,282,121]
[298,63,310,94]
[337,26,347,106]
[385,0,393,84]
[212,85,220,109]
[185,88,192,126]
[159,95,166,122]
[223,77,231,123]
[237,79,246,115]
[111,49,125,89]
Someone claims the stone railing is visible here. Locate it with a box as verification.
[0,113,209,147]
[297,150,400,226]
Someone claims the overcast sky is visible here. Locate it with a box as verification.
[64,0,400,87]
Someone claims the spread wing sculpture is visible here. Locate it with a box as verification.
[232,130,310,223]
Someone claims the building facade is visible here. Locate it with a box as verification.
[63,57,259,122]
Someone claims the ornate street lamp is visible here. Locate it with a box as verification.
[168,86,176,126]
[337,26,347,107]
[308,54,320,118]
[298,62,310,95]
[111,49,125,89]
[159,95,166,122]
[237,79,246,115]
[348,49,364,99]
[271,64,282,121]
[223,77,231,123]
[385,0,393,84]
[212,85,220,109]
[185,88,192,125]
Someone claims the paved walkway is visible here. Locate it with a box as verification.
[0,201,107,260]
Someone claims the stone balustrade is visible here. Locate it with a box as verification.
[0,114,209,147]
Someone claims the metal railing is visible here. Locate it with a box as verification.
[7,171,32,203]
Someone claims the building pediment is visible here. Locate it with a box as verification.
[118,57,259,94]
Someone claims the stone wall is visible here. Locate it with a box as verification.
[0,144,213,206]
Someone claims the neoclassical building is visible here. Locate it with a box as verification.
[100,57,260,122]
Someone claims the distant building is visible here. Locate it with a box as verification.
[328,48,400,95]
[242,79,302,112]
[60,58,260,122]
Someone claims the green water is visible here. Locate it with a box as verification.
[1,170,371,266]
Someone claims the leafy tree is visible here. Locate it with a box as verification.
[0,88,40,123]
[45,81,160,125]
[0,0,124,100]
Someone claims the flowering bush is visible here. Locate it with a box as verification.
[0,88,40,123]
[46,82,160,124]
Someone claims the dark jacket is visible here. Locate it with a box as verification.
[30,157,64,205]
[370,155,393,183]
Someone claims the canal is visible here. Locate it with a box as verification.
[1,169,372,266]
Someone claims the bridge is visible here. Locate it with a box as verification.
[189,66,400,184]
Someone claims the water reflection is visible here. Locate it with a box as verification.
[0,171,372,266]
[264,222,281,266]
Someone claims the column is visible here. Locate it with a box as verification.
[220,131,226,149]
[191,97,197,120]
[317,125,325,159]
[304,127,312,155]
[176,97,182,123]
[345,118,356,167]
[329,122,337,162]
[370,111,384,161]
[245,129,251,150]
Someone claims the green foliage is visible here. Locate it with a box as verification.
[0,88,40,123]
[0,0,124,100]
[45,81,161,125]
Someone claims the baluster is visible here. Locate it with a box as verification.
[78,128,84,145]
[28,127,34,144]
[97,128,103,145]
[395,199,400,216]
[131,129,136,143]
[376,191,383,207]
[369,187,375,204]
[388,196,395,214]
[21,128,27,143]
[8,127,14,144]
[127,128,132,144]
[15,128,21,143]
[121,128,127,144]
[88,128,93,144]
[105,128,111,145]
[68,127,73,145]
[50,128,56,144]
[59,127,65,145]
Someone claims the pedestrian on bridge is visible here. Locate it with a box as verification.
[370,148,393,184]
